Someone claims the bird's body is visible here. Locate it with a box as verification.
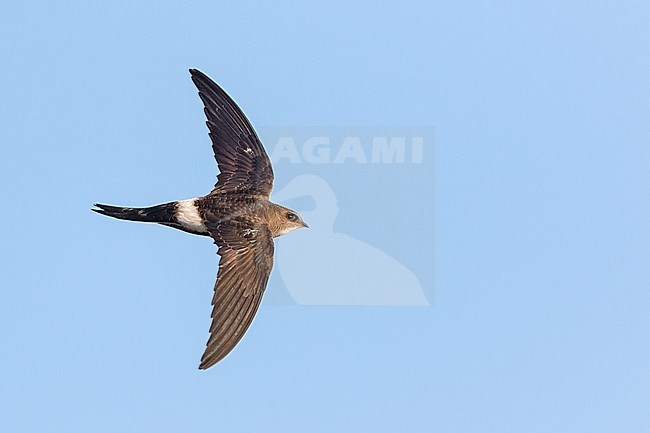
[94,69,308,369]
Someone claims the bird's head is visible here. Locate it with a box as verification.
[268,204,309,237]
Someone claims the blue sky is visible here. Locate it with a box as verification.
[2,1,650,432]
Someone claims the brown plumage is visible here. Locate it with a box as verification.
[93,69,308,369]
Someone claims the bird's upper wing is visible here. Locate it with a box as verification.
[199,211,274,369]
[190,69,274,197]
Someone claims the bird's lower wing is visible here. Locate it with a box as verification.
[200,220,274,369]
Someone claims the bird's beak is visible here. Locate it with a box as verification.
[302,221,309,228]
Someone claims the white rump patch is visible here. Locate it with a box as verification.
[176,199,208,234]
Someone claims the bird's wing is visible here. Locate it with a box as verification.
[190,69,274,197]
[200,214,274,369]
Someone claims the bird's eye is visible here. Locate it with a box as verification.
[286,213,297,221]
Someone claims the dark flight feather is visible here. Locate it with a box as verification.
[190,69,274,197]
[199,217,274,369]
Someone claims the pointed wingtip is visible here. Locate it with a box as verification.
[189,68,206,88]
[198,352,224,370]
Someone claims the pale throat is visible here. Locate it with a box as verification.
[273,226,299,238]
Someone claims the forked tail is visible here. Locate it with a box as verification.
[93,200,209,236]
[92,202,177,224]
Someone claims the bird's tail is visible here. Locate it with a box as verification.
[92,202,177,224]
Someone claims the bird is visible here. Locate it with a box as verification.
[93,69,309,369]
